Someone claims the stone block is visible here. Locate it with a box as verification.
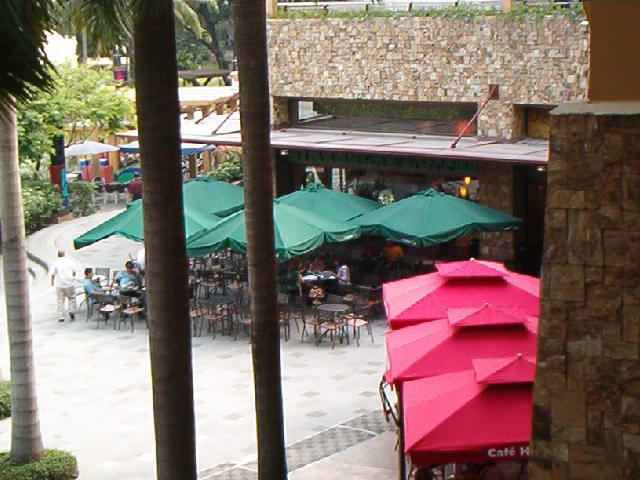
[622,174,640,212]
[603,341,639,360]
[584,267,603,285]
[548,264,585,302]
[622,433,640,453]
[603,230,629,268]
[586,410,604,445]
[567,211,604,265]
[622,306,640,343]
[551,390,586,427]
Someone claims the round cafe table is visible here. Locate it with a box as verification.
[315,303,350,346]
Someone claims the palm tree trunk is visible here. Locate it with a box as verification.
[133,2,197,479]
[0,108,44,464]
[233,1,287,479]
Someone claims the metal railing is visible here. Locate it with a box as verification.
[276,0,573,13]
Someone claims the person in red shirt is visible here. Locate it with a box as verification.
[127,173,143,201]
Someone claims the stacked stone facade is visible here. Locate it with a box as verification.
[478,162,515,262]
[267,16,589,139]
[531,103,640,479]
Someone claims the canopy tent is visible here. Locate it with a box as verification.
[384,307,538,385]
[187,200,361,260]
[403,356,534,467]
[73,178,242,249]
[65,140,119,157]
[351,188,521,246]
[118,140,214,156]
[383,259,540,329]
[73,200,221,249]
[182,177,244,217]
[277,183,379,222]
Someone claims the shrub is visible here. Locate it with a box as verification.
[208,150,243,183]
[21,179,62,234]
[68,181,98,217]
[0,449,78,480]
[0,382,9,420]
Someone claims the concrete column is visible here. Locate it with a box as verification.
[530,102,640,480]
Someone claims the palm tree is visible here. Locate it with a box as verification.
[232,0,288,478]
[0,0,54,465]
[73,2,198,478]
[133,2,197,478]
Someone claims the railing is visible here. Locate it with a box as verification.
[276,0,573,13]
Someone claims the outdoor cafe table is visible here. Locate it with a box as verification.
[315,303,350,346]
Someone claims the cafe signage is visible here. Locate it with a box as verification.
[285,149,478,175]
[487,446,530,459]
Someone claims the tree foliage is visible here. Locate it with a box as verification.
[208,149,243,183]
[17,64,135,175]
[21,178,62,234]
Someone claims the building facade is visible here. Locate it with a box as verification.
[266,13,589,273]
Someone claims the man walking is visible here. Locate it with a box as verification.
[50,250,77,322]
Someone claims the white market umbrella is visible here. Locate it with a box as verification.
[64,140,120,157]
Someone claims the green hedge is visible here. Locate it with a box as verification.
[22,179,61,234]
[68,181,97,217]
[0,383,9,420]
[0,450,77,480]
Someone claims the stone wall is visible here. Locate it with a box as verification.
[267,16,589,139]
[531,103,640,479]
[478,162,514,262]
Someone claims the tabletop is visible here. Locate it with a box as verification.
[316,303,350,313]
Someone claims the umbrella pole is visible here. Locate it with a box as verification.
[398,386,407,480]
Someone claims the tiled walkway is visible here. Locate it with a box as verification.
[201,410,394,479]
[0,209,396,479]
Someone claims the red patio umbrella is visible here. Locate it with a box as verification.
[384,305,538,385]
[383,259,540,330]
[403,354,535,467]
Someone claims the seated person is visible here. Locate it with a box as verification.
[383,240,404,263]
[284,258,306,295]
[114,261,141,291]
[307,255,326,274]
[82,268,103,301]
[336,260,351,286]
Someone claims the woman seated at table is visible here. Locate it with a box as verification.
[114,261,141,292]
[284,258,307,296]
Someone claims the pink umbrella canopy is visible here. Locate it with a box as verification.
[403,354,535,467]
[384,306,538,385]
[383,259,540,330]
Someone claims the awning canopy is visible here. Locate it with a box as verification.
[117,127,548,166]
[119,140,214,156]
[186,200,361,260]
[277,183,379,222]
[351,188,522,247]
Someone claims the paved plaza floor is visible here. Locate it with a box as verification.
[0,208,397,479]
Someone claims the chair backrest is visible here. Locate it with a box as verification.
[326,294,343,304]
[277,293,289,305]
[94,267,110,276]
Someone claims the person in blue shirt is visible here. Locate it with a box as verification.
[115,261,140,291]
[82,268,105,312]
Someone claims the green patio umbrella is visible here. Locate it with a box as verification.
[73,179,242,249]
[183,177,244,216]
[277,183,379,222]
[187,201,361,260]
[74,200,222,249]
[351,188,521,247]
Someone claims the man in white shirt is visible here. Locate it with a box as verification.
[136,246,145,272]
[50,250,77,322]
